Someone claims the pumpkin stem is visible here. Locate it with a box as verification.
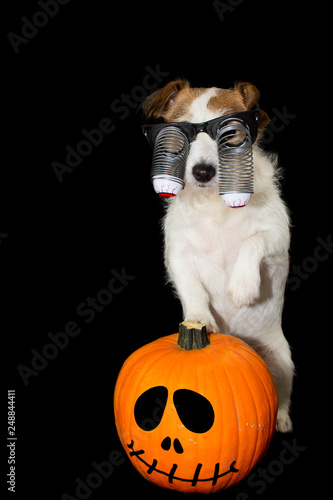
[178,321,210,350]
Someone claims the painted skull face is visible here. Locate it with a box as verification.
[129,385,238,489]
[114,332,278,494]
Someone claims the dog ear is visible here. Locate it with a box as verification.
[234,81,260,110]
[258,109,270,130]
[234,82,270,130]
[141,79,189,119]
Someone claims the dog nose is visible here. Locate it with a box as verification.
[192,163,216,183]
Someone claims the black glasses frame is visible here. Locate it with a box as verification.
[142,107,260,147]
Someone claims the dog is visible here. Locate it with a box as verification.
[142,79,294,432]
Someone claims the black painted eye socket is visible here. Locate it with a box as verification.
[134,386,168,431]
[173,389,215,433]
[134,386,215,434]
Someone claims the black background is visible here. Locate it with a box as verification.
[3,1,330,499]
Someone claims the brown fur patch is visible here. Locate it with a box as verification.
[208,83,270,131]
[163,86,207,122]
[234,82,260,110]
[142,79,270,132]
[207,89,246,115]
[141,79,190,119]
[141,80,208,122]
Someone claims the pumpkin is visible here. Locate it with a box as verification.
[114,322,278,494]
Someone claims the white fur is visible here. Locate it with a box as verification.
[163,89,294,432]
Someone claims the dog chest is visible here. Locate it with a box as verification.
[165,206,252,272]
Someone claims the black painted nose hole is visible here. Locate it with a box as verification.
[161,436,171,450]
[192,163,216,183]
[174,438,184,454]
[161,437,184,454]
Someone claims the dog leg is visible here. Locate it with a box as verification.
[180,283,219,334]
[254,331,294,432]
[166,257,219,333]
[228,231,286,308]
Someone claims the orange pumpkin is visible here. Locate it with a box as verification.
[114,322,278,494]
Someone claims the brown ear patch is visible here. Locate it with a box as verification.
[141,79,190,119]
[234,82,270,131]
[234,82,260,110]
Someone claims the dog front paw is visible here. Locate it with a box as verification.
[227,267,261,308]
[184,313,219,334]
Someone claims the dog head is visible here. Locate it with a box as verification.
[142,80,269,193]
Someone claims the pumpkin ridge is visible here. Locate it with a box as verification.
[227,349,262,476]
[114,345,177,429]
[221,343,276,473]
[209,352,229,487]
[221,343,277,414]
[208,348,240,489]
[211,344,263,484]
[116,348,167,386]
[117,335,178,379]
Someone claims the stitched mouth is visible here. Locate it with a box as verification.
[127,440,239,486]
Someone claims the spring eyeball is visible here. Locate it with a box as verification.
[222,193,252,208]
[152,178,184,198]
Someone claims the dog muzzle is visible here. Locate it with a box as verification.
[142,108,259,206]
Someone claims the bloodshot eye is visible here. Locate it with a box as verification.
[173,389,215,433]
[134,386,168,431]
